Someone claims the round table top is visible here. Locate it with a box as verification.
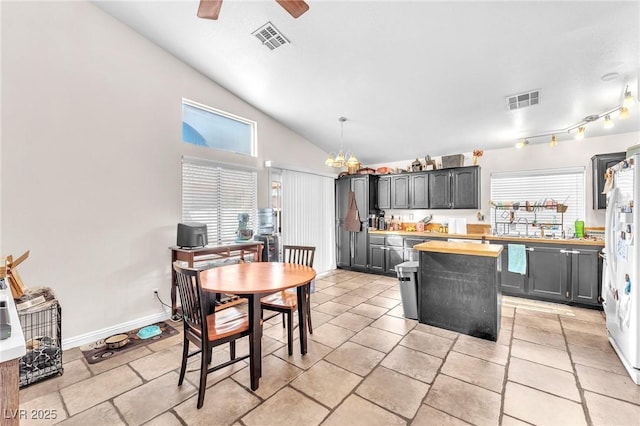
[199,262,316,294]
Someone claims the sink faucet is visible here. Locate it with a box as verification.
[516,217,529,237]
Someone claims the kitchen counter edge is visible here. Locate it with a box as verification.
[369,230,604,247]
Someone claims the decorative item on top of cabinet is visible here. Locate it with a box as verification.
[472,149,484,166]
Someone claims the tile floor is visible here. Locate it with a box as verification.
[18,269,640,425]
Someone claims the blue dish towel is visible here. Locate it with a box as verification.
[508,244,527,275]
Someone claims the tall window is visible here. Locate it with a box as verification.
[490,167,585,236]
[182,99,256,156]
[182,157,257,243]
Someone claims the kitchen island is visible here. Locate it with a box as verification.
[415,240,503,341]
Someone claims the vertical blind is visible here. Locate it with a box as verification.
[281,169,336,274]
[182,156,257,243]
[490,167,585,235]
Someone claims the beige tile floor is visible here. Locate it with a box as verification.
[19,269,640,425]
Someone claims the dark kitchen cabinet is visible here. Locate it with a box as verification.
[528,245,569,302]
[428,166,480,209]
[591,152,625,209]
[377,176,391,209]
[336,175,378,271]
[368,234,424,275]
[385,235,405,274]
[571,248,601,305]
[452,167,480,209]
[404,237,428,261]
[391,175,410,209]
[428,170,451,209]
[369,235,386,273]
[410,173,429,209]
[499,244,526,295]
[498,240,602,307]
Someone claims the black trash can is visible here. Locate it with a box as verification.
[395,261,419,320]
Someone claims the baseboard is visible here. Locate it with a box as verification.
[62,311,173,350]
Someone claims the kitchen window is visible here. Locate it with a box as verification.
[490,167,585,236]
[182,99,257,157]
[182,156,257,243]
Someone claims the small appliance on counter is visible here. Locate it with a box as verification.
[254,208,280,262]
[236,213,254,242]
[377,211,386,231]
[177,222,208,248]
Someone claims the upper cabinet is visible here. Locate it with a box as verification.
[429,166,480,209]
[375,166,479,210]
[410,173,429,209]
[391,175,410,209]
[591,152,625,209]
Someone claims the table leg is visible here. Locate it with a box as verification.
[297,284,308,355]
[170,251,178,319]
[247,294,262,390]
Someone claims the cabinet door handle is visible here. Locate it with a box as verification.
[560,249,581,254]
[525,247,534,252]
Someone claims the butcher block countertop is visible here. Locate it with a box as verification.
[414,240,503,257]
[369,230,604,247]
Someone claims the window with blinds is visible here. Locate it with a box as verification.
[182,157,257,243]
[490,167,585,236]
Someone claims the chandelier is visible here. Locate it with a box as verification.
[325,117,359,169]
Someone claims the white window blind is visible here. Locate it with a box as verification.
[182,157,257,243]
[490,167,585,236]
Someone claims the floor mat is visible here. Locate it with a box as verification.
[80,321,179,364]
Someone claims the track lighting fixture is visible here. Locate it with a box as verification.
[619,106,630,119]
[623,85,634,108]
[603,115,613,129]
[513,83,632,149]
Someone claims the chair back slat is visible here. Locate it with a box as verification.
[283,245,315,267]
[173,263,207,334]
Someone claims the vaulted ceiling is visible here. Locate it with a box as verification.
[94,1,640,164]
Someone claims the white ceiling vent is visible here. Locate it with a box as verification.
[252,22,289,51]
[506,90,540,110]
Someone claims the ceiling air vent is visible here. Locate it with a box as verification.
[252,22,289,51]
[506,90,540,110]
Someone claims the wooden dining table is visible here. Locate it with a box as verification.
[199,261,316,390]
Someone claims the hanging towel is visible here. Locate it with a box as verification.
[508,244,527,275]
[344,191,361,232]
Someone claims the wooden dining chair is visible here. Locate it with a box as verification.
[260,245,315,355]
[173,263,254,409]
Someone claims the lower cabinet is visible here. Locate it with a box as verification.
[499,241,601,307]
[368,235,427,275]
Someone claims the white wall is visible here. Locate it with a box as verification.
[0,1,329,345]
[366,132,639,229]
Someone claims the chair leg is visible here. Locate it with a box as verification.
[282,312,286,328]
[230,341,236,360]
[197,345,209,409]
[287,311,294,356]
[178,335,189,386]
[307,299,313,334]
[306,286,313,334]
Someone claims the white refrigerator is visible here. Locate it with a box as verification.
[602,153,639,384]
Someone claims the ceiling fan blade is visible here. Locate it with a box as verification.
[197,0,223,20]
[276,0,309,18]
